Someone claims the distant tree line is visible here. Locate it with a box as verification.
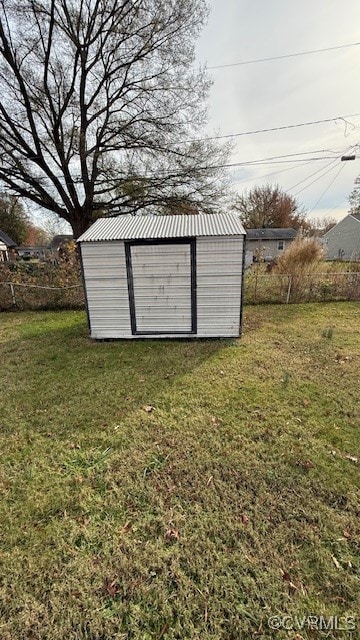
[0,192,48,245]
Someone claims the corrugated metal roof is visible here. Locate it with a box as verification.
[246,228,297,240]
[78,213,246,242]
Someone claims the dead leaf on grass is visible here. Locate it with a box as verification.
[281,569,298,592]
[241,514,249,524]
[143,405,155,413]
[165,528,180,542]
[103,578,120,597]
[296,459,314,470]
[332,555,341,569]
[345,454,358,464]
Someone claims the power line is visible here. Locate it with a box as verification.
[187,113,360,142]
[307,164,346,214]
[211,156,348,171]
[293,161,344,196]
[231,159,323,185]
[208,41,360,70]
[230,144,353,182]
[18,151,350,184]
[288,145,355,193]
[226,148,346,165]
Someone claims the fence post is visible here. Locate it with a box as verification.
[286,276,292,304]
[254,266,258,303]
[9,283,16,306]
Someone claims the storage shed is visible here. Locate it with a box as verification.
[78,213,246,339]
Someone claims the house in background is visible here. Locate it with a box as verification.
[246,228,297,263]
[322,213,360,261]
[17,245,49,260]
[0,230,17,261]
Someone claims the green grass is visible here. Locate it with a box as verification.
[0,303,359,639]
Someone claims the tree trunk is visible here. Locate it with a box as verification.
[71,213,95,239]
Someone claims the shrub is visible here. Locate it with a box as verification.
[275,237,324,275]
[274,238,324,302]
[0,242,84,310]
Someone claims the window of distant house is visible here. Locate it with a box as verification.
[278,240,284,250]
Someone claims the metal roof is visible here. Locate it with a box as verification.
[78,213,246,242]
[0,229,17,247]
[246,228,297,240]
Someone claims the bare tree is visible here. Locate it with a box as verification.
[349,180,360,218]
[0,0,229,237]
[307,216,337,236]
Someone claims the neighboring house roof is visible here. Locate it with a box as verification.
[350,212,360,222]
[0,229,17,247]
[246,228,297,240]
[78,213,246,242]
[48,234,74,250]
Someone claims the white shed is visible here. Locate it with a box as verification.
[78,213,246,339]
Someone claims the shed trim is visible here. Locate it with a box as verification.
[239,233,246,335]
[78,242,91,334]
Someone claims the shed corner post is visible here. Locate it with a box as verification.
[77,240,91,336]
[239,233,246,336]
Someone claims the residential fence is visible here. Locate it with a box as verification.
[244,271,360,305]
[0,267,359,312]
[0,281,85,310]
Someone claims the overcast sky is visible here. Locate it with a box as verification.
[195,0,360,221]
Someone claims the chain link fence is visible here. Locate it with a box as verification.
[1,266,360,312]
[0,281,85,310]
[244,270,360,304]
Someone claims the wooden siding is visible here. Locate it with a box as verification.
[81,241,131,339]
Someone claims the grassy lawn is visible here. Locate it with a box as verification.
[0,303,359,640]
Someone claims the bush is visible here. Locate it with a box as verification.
[0,242,84,310]
[274,238,324,302]
[275,237,324,274]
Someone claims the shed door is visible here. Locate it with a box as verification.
[127,241,196,334]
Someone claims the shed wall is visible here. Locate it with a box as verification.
[81,235,244,338]
[81,241,131,338]
[196,236,243,337]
